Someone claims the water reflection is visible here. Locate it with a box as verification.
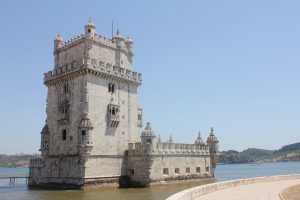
[23,178,214,200]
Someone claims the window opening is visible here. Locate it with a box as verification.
[62,129,67,141]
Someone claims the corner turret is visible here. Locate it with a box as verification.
[53,34,64,68]
[125,35,134,62]
[40,123,49,156]
[112,29,124,44]
[85,19,95,39]
[206,127,219,175]
[195,132,206,146]
[54,34,64,50]
[141,122,157,154]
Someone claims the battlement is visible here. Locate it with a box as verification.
[128,142,210,156]
[43,59,142,85]
[56,33,130,54]
[56,33,86,51]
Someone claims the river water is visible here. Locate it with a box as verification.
[1,162,300,200]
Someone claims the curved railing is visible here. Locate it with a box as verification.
[166,174,300,200]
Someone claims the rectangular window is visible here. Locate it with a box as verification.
[62,129,67,141]
[108,83,115,93]
[175,168,180,174]
[206,166,209,172]
[196,167,201,173]
[186,167,190,173]
[163,168,169,175]
[63,84,69,94]
[81,130,86,143]
[128,169,134,176]
[138,114,142,120]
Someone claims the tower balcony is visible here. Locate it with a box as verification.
[108,114,120,127]
[107,104,120,127]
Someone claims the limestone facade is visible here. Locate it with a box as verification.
[29,20,219,189]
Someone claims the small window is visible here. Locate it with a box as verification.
[206,166,209,172]
[108,83,115,93]
[81,130,86,143]
[196,167,201,173]
[138,114,142,120]
[163,168,169,175]
[175,168,180,174]
[146,139,152,144]
[63,106,68,114]
[63,84,69,94]
[88,29,91,33]
[128,169,134,176]
[186,167,190,173]
[62,129,67,141]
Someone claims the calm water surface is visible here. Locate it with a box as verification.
[1,162,300,200]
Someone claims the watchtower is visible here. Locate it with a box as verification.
[30,20,143,188]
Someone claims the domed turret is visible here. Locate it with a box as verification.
[195,132,205,146]
[141,122,157,154]
[79,113,93,129]
[206,127,219,175]
[168,135,174,143]
[125,35,133,52]
[207,127,218,143]
[85,19,96,38]
[40,123,50,156]
[78,113,94,153]
[112,29,124,44]
[54,34,64,50]
[141,122,156,137]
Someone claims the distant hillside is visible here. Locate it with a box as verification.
[220,142,300,164]
[0,154,38,168]
[278,142,300,152]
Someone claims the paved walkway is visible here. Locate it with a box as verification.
[195,179,300,200]
[281,184,300,200]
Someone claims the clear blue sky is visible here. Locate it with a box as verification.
[0,0,299,154]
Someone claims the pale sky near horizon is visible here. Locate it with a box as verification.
[0,0,300,154]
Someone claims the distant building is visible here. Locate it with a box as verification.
[29,20,219,189]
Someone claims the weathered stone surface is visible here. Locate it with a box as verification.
[29,20,219,189]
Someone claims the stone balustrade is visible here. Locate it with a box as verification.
[129,142,210,156]
[166,174,300,200]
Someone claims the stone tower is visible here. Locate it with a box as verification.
[206,127,219,175]
[29,20,143,188]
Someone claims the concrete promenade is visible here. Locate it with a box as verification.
[166,174,300,200]
[196,179,300,200]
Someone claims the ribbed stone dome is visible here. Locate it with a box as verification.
[141,122,156,137]
[41,124,49,134]
[207,127,218,142]
[195,132,205,145]
[55,34,63,41]
[85,19,95,28]
[79,113,93,129]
